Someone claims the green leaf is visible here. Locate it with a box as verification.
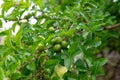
[0,67,5,79]
[91,61,100,75]
[0,30,9,36]
[0,20,2,28]
[96,58,107,66]
[80,12,89,22]
[36,0,43,9]
[91,59,106,76]
[11,22,17,32]
[9,62,18,73]
[46,34,54,43]
[11,73,21,80]
[14,27,22,47]
[4,15,17,21]
[75,59,87,72]
[21,65,31,76]
[68,41,79,56]
[92,37,102,47]
[64,13,77,23]
[0,45,9,56]
[60,29,75,37]
[42,20,55,28]
[64,57,72,69]
[1,1,14,12]
[26,62,36,71]
[45,59,60,68]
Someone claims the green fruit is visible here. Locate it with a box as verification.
[51,37,62,44]
[44,69,50,74]
[54,64,68,78]
[37,43,44,51]
[53,44,61,51]
[55,37,62,44]
[51,38,56,44]
[61,41,68,48]
[49,27,55,32]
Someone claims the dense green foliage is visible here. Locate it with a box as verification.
[0,0,120,80]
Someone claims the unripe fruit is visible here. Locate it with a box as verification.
[48,27,55,32]
[55,37,62,44]
[54,64,68,78]
[53,44,61,51]
[51,38,56,44]
[61,41,68,48]
[37,43,44,51]
[44,69,50,74]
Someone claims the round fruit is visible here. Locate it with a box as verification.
[54,64,68,77]
[53,44,61,51]
[51,38,56,44]
[48,27,55,32]
[61,41,68,48]
[55,37,62,44]
[44,69,50,74]
[37,43,44,51]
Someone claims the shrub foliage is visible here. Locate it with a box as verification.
[0,0,120,80]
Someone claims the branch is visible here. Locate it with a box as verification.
[104,22,120,30]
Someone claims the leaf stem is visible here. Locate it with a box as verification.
[104,22,120,30]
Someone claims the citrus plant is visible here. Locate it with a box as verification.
[0,0,120,80]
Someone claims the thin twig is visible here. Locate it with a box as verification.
[104,22,120,30]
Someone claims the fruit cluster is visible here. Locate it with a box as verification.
[51,37,68,52]
[36,36,68,53]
